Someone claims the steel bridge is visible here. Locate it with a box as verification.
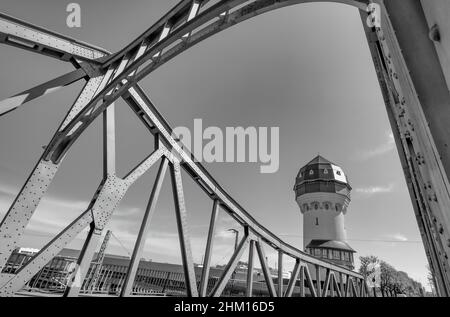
[1,0,450,297]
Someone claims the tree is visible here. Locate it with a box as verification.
[359,255,379,278]
[358,255,426,297]
[359,255,379,296]
[426,265,437,296]
[379,261,396,297]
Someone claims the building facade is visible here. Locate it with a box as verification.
[294,155,356,269]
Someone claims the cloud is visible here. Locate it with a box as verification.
[387,233,409,242]
[355,183,394,196]
[355,132,395,160]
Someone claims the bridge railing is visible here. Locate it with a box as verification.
[4,249,368,297]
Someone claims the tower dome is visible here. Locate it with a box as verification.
[294,155,355,269]
[295,155,351,205]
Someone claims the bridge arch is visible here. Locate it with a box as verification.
[44,0,371,163]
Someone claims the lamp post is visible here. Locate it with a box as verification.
[228,229,239,251]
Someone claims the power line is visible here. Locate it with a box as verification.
[22,231,423,245]
[110,232,132,258]
[277,234,423,244]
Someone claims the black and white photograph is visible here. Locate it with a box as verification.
[0,0,449,308]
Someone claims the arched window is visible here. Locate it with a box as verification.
[325,203,329,210]
[314,203,319,210]
[315,217,319,225]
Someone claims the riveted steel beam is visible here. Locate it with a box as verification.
[0,12,109,63]
[332,273,341,297]
[303,264,316,298]
[170,161,198,297]
[64,224,102,297]
[210,232,249,297]
[315,265,321,297]
[322,269,331,297]
[277,250,283,296]
[255,239,276,297]
[285,259,300,297]
[199,199,220,297]
[0,68,87,117]
[121,157,168,297]
[246,239,255,297]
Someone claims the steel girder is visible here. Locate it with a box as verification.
[359,1,450,296]
[3,0,447,297]
[0,12,109,62]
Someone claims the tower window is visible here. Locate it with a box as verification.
[314,249,321,256]
[333,250,340,260]
[322,249,327,258]
[315,217,319,226]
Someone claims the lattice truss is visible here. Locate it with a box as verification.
[0,0,449,297]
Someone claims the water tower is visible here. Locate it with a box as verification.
[294,155,355,269]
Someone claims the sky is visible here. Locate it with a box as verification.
[0,1,431,289]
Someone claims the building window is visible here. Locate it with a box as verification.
[324,203,329,210]
[309,170,314,175]
[315,217,319,226]
[322,249,327,258]
[344,252,350,261]
[314,203,319,210]
[336,170,341,175]
[333,250,340,260]
[335,204,340,212]
[323,169,328,174]
[314,249,321,257]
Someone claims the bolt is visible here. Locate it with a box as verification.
[429,24,441,42]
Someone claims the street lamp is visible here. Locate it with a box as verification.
[228,229,239,251]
